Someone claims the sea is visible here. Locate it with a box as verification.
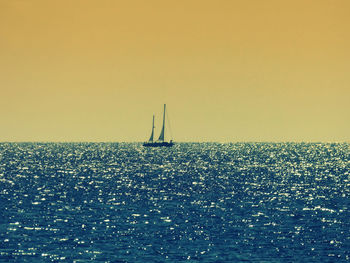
[0,142,349,262]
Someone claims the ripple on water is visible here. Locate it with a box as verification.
[0,142,349,262]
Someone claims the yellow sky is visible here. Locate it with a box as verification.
[0,0,349,142]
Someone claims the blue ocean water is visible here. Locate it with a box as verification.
[0,142,349,262]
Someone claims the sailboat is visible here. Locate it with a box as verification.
[143,104,174,147]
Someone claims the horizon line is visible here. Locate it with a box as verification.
[0,141,348,144]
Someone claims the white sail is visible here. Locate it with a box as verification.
[148,115,155,142]
[157,104,166,142]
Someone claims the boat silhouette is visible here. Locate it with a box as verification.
[143,104,174,147]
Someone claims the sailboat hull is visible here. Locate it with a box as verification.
[143,142,174,147]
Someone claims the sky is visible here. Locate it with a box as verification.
[0,0,349,142]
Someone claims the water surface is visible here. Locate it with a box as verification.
[0,142,349,262]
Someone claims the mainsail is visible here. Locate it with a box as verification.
[148,115,155,142]
[157,104,166,142]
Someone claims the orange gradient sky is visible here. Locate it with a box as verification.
[0,0,349,142]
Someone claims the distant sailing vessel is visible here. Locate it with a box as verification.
[143,104,174,147]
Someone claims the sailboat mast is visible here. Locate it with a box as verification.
[158,104,166,142]
[152,115,155,140]
[162,104,166,135]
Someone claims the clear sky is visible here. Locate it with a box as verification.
[1,0,349,142]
